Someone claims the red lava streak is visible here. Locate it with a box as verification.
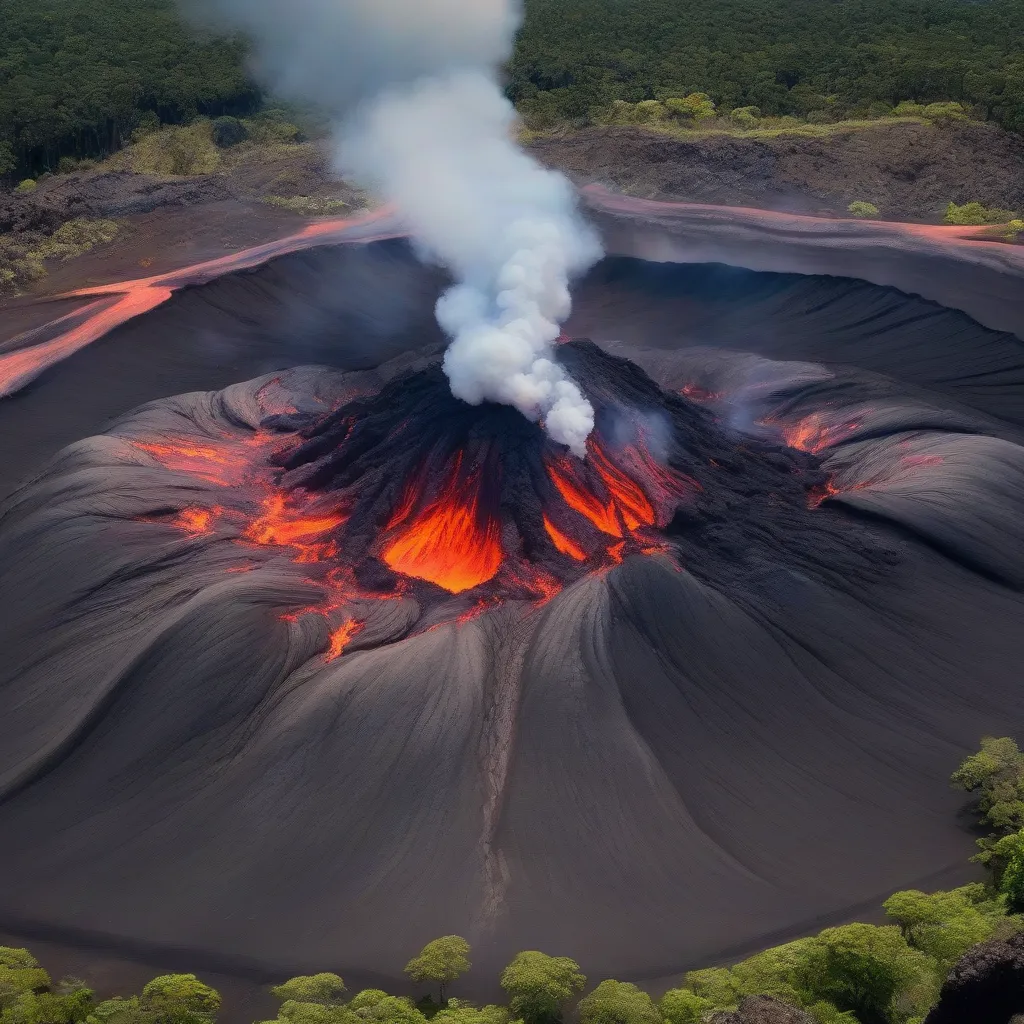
[325,619,364,661]
[243,489,348,548]
[547,456,622,537]
[543,515,588,561]
[382,457,502,594]
[777,413,861,454]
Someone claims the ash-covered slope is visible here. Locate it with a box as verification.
[1,325,1023,984]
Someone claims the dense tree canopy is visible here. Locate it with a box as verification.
[0,0,258,175]
[3,0,1024,181]
[508,0,1024,134]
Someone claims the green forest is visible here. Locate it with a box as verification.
[3,738,1024,1024]
[2,0,1024,179]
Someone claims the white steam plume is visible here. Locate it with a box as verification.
[193,0,602,455]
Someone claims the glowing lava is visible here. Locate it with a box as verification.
[546,456,622,537]
[325,619,364,661]
[776,413,860,454]
[243,492,347,556]
[382,457,502,594]
[134,439,240,486]
[168,506,223,537]
[543,515,587,561]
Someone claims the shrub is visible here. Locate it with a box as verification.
[1000,218,1024,240]
[271,977,346,1006]
[129,122,221,176]
[656,990,712,1024]
[848,201,879,218]
[211,117,249,148]
[923,102,968,121]
[263,196,348,216]
[243,111,303,144]
[662,93,716,121]
[631,101,667,123]
[131,112,162,143]
[944,201,1019,226]
[57,157,97,174]
[729,106,761,128]
[892,100,926,117]
[35,218,119,261]
[14,179,37,193]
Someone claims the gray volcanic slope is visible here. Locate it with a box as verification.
[1,238,1024,987]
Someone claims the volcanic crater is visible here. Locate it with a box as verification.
[1,210,1024,987]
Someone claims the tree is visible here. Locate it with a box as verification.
[679,969,738,1008]
[0,949,51,1011]
[271,978,346,1007]
[656,990,712,1024]
[953,737,1024,872]
[352,997,425,1024]
[348,993,389,1013]
[796,924,932,1024]
[999,833,1024,910]
[499,952,585,1024]
[139,976,220,1024]
[431,1002,509,1024]
[404,938,471,1004]
[576,982,660,1024]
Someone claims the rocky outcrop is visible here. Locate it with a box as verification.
[925,930,1024,1024]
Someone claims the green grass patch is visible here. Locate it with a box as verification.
[0,217,119,295]
[263,195,348,216]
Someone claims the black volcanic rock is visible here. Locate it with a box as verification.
[924,930,1024,1024]
[1,241,1024,989]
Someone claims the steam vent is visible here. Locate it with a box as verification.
[2,219,1024,984]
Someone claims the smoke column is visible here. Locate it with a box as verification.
[193,0,602,455]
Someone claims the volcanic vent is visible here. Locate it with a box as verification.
[148,340,850,641]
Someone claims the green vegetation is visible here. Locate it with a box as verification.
[0,0,256,178]
[122,120,223,177]
[0,217,118,294]
[509,0,1024,137]
[404,938,471,1004]
[4,0,1024,182]
[944,201,1021,226]
[2,736,1024,1024]
[848,202,880,219]
[500,952,585,1024]
[263,196,348,217]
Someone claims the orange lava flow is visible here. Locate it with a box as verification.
[168,506,222,536]
[243,493,347,557]
[382,459,502,594]
[589,442,656,529]
[547,458,622,537]
[779,414,860,454]
[543,515,588,560]
[324,618,364,661]
[133,439,241,486]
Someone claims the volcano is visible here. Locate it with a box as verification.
[1,203,1024,987]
